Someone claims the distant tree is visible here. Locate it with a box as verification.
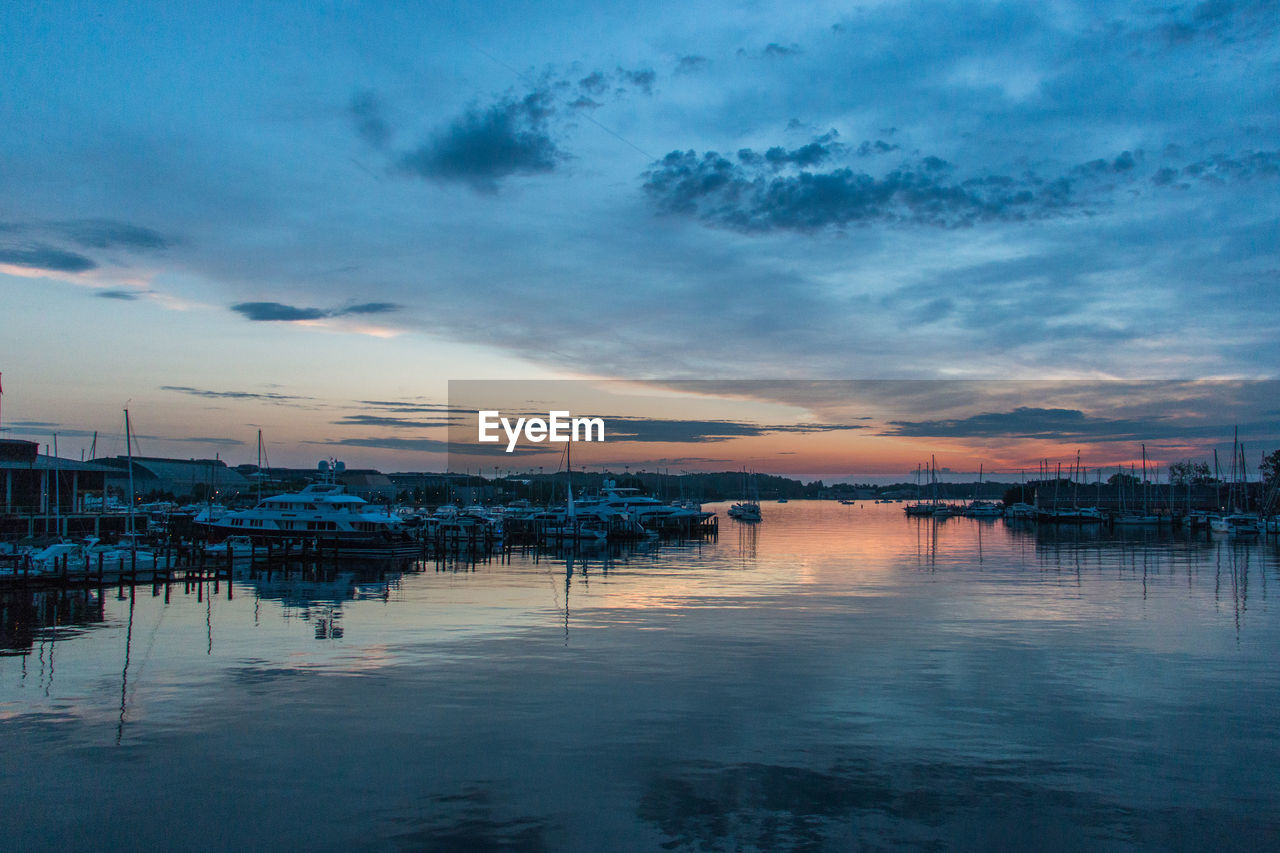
[1169,460,1213,486]
[1107,472,1141,489]
[1261,449,1280,489]
[1002,485,1032,506]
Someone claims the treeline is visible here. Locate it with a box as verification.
[491,471,829,502]
[441,471,1009,503]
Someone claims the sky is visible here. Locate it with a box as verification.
[1,1,1278,474]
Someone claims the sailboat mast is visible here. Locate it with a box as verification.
[125,408,135,541]
[1240,443,1249,513]
[1141,444,1148,514]
[53,432,60,535]
[1213,449,1221,511]
[1073,451,1081,507]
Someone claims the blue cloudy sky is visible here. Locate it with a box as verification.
[1,1,1277,468]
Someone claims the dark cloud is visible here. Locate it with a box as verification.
[231,302,330,321]
[640,140,1260,235]
[6,418,246,445]
[618,67,656,95]
[765,422,870,433]
[885,407,1139,439]
[644,130,1280,237]
[578,72,609,95]
[160,385,315,403]
[321,436,452,453]
[569,96,601,110]
[6,423,103,439]
[0,220,171,275]
[763,42,801,57]
[601,416,866,444]
[358,400,454,414]
[0,244,97,272]
[642,146,1080,232]
[165,436,246,446]
[397,91,561,192]
[577,68,656,97]
[880,406,1280,443]
[1179,149,1280,183]
[337,301,400,315]
[53,219,172,251]
[96,289,141,300]
[770,142,837,168]
[350,90,391,148]
[856,139,901,157]
[737,134,845,171]
[1071,150,1141,177]
[335,414,456,429]
[1158,0,1280,45]
[676,55,708,73]
[229,301,402,321]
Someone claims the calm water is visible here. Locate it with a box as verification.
[3,502,1279,851]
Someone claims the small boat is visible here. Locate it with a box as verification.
[1112,514,1159,526]
[204,535,255,556]
[1210,513,1260,537]
[962,501,1002,518]
[728,470,762,521]
[1004,502,1037,519]
[1185,511,1210,530]
[26,541,84,573]
[543,521,610,542]
[1040,506,1105,523]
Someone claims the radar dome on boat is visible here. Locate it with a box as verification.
[335,461,346,472]
[318,460,330,472]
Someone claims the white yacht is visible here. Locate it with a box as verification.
[1003,502,1037,519]
[579,485,714,526]
[962,500,1003,518]
[206,482,405,543]
[421,504,504,542]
